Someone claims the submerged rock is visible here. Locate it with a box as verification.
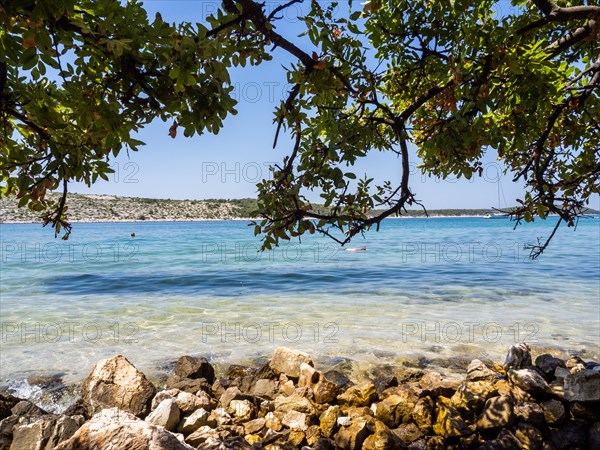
[81,355,156,418]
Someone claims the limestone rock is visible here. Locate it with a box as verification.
[243,418,265,435]
[466,360,499,382]
[219,387,245,409]
[425,436,445,449]
[11,401,47,418]
[145,398,180,431]
[244,433,261,446]
[363,420,404,450]
[305,424,321,446]
[374,376,398,396]
[0,393,20,421]
[298,363,340,404]
[540,399,565,425]
[265,412,283,432]
[151,390,177,411]
[478,429,521,449]
[570,401,600,422]
[450,380,497,413]
[564,369,600,402]
[433,403,474,438]
[374,390,417,428]
[566,356,586,372]
[269,347,313,378]
[393,422,423,445]
[508,368,552,397]
[554,366,571,379]
[319,405,339,438]
[176,390,213,413]
[177,408,212,434]
[166,375,211,394]
[252,379,278,399]
[174,355,215,383]
[589,422,600,450]
[55,408,194,450]
[513,422,542,450]
[208,408,232,427]
[475,395,514,430]
[514,402,545,426]
[503,343,532,370]
[225,365,256,379]
[337,416,352,427]
[273,394,316,416]
[81,355,156,418]
[282,410,308,431]
[288,429,305,446]
[228,400,255,422]
[10,414,82,450]
[338,381,377,407]
[418,372,443,395]
[534,354,566,378]
[334,416,370,450]
[548,419,588,450]
[412,396,434,433]
[185,425,220,447]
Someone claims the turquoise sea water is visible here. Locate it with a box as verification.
[1,217,599,389]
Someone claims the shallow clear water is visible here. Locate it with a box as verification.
[1,217,599,388]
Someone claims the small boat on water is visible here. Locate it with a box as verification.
[484,212,507,219]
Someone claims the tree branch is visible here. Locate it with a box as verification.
[532,0,600,21]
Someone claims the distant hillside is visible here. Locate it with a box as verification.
[0,193,597,223]
[0,194,257,223]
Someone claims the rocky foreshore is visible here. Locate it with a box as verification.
[1,344,599,450]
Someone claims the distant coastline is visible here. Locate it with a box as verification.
[1,193,597,224]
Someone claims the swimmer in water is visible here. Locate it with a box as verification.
[130,233,136,238]
[345,245,366,252]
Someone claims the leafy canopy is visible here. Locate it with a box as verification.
[1,0,599,257]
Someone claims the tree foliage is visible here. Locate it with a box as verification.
[1,0,599,257]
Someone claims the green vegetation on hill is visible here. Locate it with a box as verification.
[1,193,597,224]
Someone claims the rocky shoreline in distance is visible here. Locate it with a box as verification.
[1,344,599,450]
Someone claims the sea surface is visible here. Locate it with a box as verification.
[1,217,599,399]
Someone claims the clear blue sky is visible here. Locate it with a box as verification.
[71,0,599,211]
